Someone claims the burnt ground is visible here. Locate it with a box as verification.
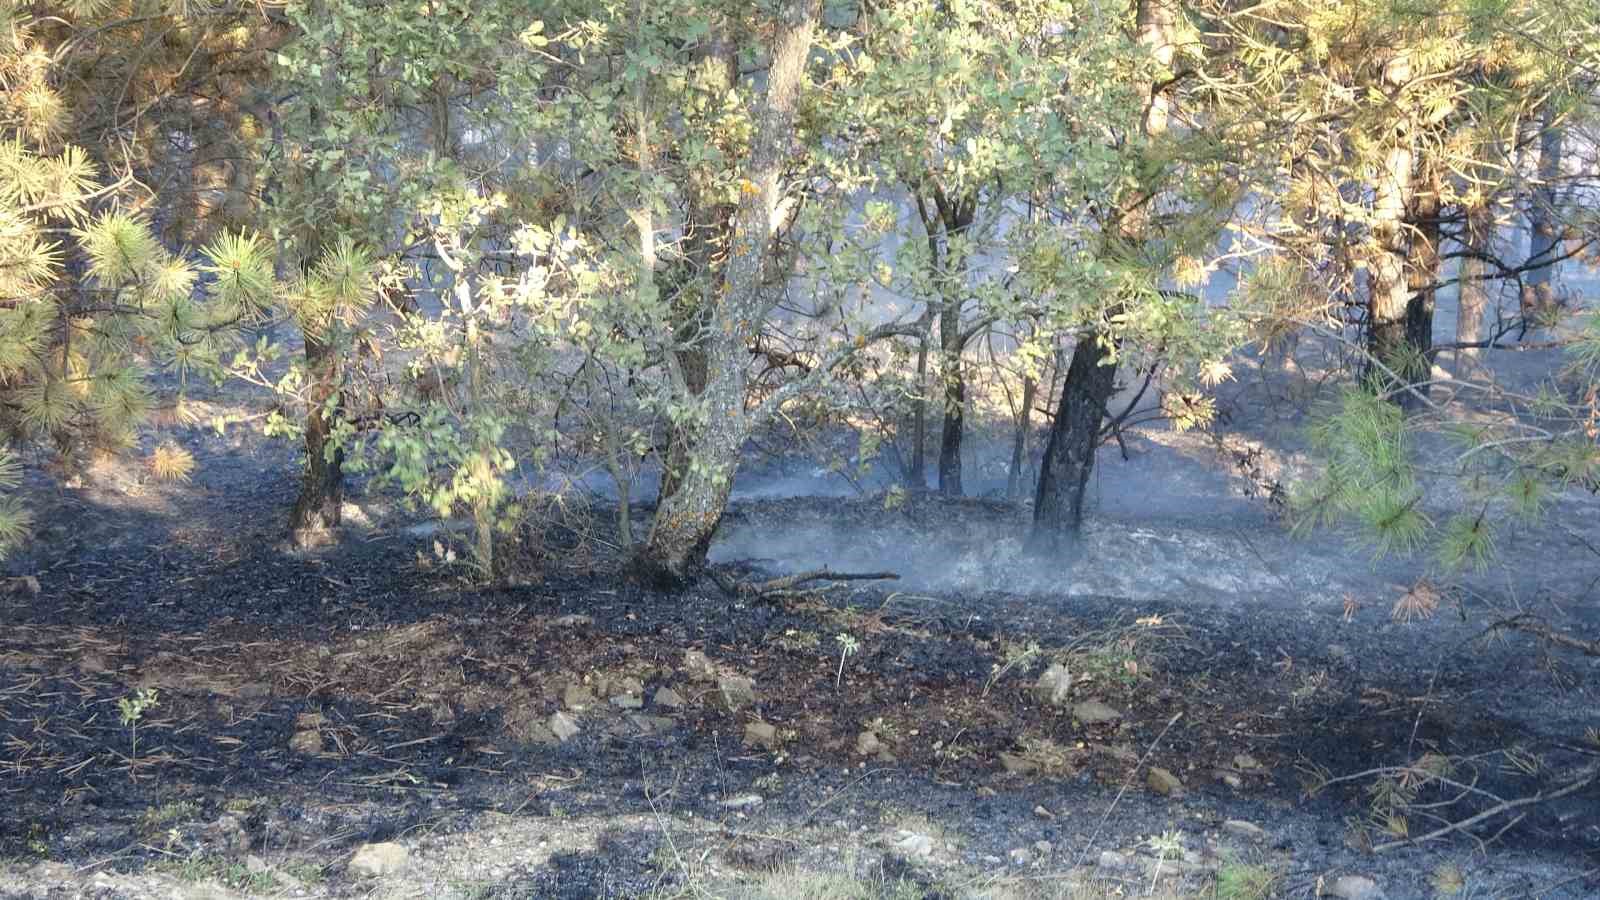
[1,421,1598,900]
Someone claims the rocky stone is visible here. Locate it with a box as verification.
[652,687,686,709]
[610,692,644,710]
[626,714,676,736]
[1033,840,1053,858]
[1216,770,1244,789]
[976,786,997,797]
[743,720,781,750]
[1008,847,1033,866]
[348,842,409,877]
[1072,700,1122,724]
[244,855,269,874]
[683,650,719,682]
[1031,663,1073,707]
[893,831,933,859]
[1098,850,1134,871]
[552,614,593,627]
[288,728,323,755]
[562,683,595,710]
[523,723,559,746]
[1033,805,1056,820]
[1222,820,1267,842]
[855,730,883,756]
[716,674,758,711]
[548,711,581,743]
[204,814,250,854]
[1147,767,1184,796]
[1233,753,1261,770]
[999,752,1038,775]
[720,794,763,809]
[1327,875,1384,900]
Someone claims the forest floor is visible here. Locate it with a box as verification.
[2,356,1600,900]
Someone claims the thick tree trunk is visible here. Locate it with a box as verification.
[1367,140,1419,401]
[908,330,930,491]
[1455,201,1491,377]
[290,333,344,546]
[1029,0,1171,550]
[937,302,964,496]
[1524,106,1563,328]
[632,0,820,586]
[1030,334,1116,549]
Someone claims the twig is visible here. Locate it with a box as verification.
[1074,712,1183,869]
[1482,614,1600,657]
[710,567,899,599]
[1372,766,1598,852]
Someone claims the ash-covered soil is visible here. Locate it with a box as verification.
[2,359,1599,899]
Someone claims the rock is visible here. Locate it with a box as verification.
[998,752,1038,775]
[562,684,595,710]
[743,720,781,750]
[1031,663,1073,707]
[1147,767,1183,796]
[244,855,269,874]
[1222,820,1267,842]
[610,692,644,710]
[204,814,250,854]
[652,687,686,709]
[716,674,758,712]
[1327,875,1385,900]
[855,730,883,756]
[294,711,325,729]
[976,786,997,797]
[626,714,676,736]
[348,842,409,877]
[683,650,719,682]
[1033,805,1056,820]
[8,575,40,595]
[1072,700,1122,725]
[893,832,933,859]
[552,614,593,627]
[1008,847,1033,866]
[1098,850,1134,871]
[1216,770,1244,789]
[288,728,323,755]
[1033,840,1053,858]
[720,794,763,809]
[523,723,559,746]
[548,711,581,743]
[1233,753,1261,770]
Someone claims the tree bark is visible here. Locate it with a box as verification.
[937,298,964,496]
[1524,105,1563,327]
[289,332,344,546]
[1455,201,1492,377]
[1029,0,1172,549]
[1367,138,1418,400]
[1401,177,1440,403]
[1030,334,1116,548]
[632,0,821,586]
[1006,372,1037,500]
[907,325,930,491]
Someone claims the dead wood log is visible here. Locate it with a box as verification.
[1484,614,1600,657]
[710,567,899,600]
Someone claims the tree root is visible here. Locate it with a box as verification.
[711,567,899,601]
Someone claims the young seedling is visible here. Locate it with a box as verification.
[834,633,859,690]
[118,687,160,779]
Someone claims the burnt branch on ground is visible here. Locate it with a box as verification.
[710,566,899,601]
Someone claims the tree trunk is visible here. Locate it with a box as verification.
[1524,105,1563,328]
[632,0,820,586]
[290,332,344,546]
[1006,373,1037,500]
[1455,200,1492,377]
[937,300,964,496]
[1030,334,1116,549]
[1367,140,1419,401]
[1401,178,1440,404]
[1029,0,1172,549]
[907,328,930,491]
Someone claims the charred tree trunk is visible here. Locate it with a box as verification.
[937,300,964,496]
[290,332,344,546]
[1030,334,1116,548]
[1401,179,1440,403]
[1029,0,1172,550]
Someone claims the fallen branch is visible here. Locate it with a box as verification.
[1373,766,1598,852]
[1484,614,1600,657]
[711,567,899,600]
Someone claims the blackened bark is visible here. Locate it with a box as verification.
[1030,333,1117,549]
[1006,373,1037,500]
[1524,106,1563,326]
[937,301,964,496]
[1400,183,1440,405]
[290,333,344,546]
